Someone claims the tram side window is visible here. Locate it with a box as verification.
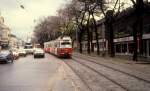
[57,43,60,47]
[54,43,57,47]
[54,42,59,47]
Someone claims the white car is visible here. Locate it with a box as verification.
[18,49,26,56]
[34,48,45,58]
[24,46,34,54]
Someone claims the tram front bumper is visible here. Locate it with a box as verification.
[59,52,72,57]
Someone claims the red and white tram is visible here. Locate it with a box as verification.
[44,42,50,53]
[44,36,73,57]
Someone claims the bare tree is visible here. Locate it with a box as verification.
[130,0,146,61]
[34,16,62,45]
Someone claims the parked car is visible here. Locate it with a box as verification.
[18,48,26,56]
[11,48,19,60]
[34,48,45,58]
[0,50,14,63]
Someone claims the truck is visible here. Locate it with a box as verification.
[24,42,34,54]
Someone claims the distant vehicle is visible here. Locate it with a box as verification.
[34,44,41,48]
[44,36,73,57]
[11,48,19,60]
[18,48,26,56]
[34,48,45,58]
[24,42,34,54]
[0,50,14,63]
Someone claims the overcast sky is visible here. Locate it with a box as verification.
[0,0,68,41]
[0,0,136,41]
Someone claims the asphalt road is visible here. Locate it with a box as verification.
[0,54,78,91]
[1,53,149,91]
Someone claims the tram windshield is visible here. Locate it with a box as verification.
[61,42,71,45]
[61,42,72,48]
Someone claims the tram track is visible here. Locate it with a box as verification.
[71,56,150,91]
[73,54,150,84]
[63,58,128,91]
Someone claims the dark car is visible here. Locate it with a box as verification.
[0,50,14,63]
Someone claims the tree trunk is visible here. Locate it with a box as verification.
[90,30,94,52]
[109,22,115,57]
[79,42,83,53]
[78,27,83,53]
[86,11,91,54]
[105,10,115,57]
[133,21,138,61]
[138,16,143,55]
[132,0,144,61]
[91,12,100,55]
[87,26,91,54]
[137,0,144,55]
[72,38,75,48]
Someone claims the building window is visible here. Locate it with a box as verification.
[94,43,97,48]
[143,24,150,34]
[122,43,127,53]
[128,43,134,53]
[116,44,121,53]
[143,40,147,56]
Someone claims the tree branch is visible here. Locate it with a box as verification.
[113,0,119,12]
[130,0,136,5]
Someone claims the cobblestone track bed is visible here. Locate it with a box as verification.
[63,60,93,91]
[73,54,150,83]
[63,59,127,91]
[72,56,150,91]
[74,55,150,80]
[70,59,128,90]
[73,53,150,74]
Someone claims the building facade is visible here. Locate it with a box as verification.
[0,15,11,48]
[81,7,150,59]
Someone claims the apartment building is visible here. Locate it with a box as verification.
[0,15,11,48]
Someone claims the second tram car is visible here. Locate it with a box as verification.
[44,36,73,57]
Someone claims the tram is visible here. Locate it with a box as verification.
[44,36,73,57]
[44,42,50,53]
